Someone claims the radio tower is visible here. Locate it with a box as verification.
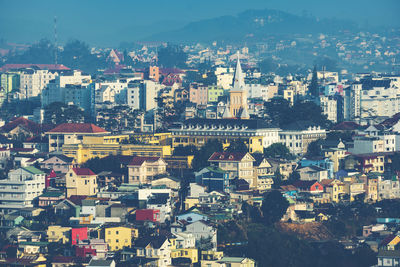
[54,16,58,65]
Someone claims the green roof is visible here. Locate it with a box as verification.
[23,166,44,175]
[220,257,247,263]
[39,191,64,198]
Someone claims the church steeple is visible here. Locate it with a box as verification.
[232,51,245,91]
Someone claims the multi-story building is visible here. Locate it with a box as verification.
[345,78,400,122]
[46,123,109,153]
[65,168,98,197]
[41,70,92,108]
[279,121,326,156]
[170,118,280,151]
[195,166,229,193]
[208,152,255,187]
[320,95,338,123]
[127,80,161,111]
[135,236,172,266]
[127,156,167,184]
[20,69,59,98]
[0,166,45,212]
[1,73,20,93]
[190,83,208,106]
[102,226,132,251]
[47,225,71,244]
[207,85,225,103]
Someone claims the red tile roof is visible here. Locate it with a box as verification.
[128,156,161,166]
[0,64,70,71]
[331,121,361,131]
[0,117,41,134]
[72,168,96,176]
[208,152,247,162]
[293,180,320,190]
[47,123,108,134]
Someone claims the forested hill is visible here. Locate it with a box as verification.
[145,9,358,43]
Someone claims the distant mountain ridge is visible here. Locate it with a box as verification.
[144,8,359,43]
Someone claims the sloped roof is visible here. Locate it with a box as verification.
[0,117,41,134]
[128,156,161,166]
[380,112,400,128]
[134,236,168,249]
[22,166,44,175]
[331,121,361,131]
[72,168,96,176]
[208,152,248,162]
[47,123,108,134]
[294,180,320,189]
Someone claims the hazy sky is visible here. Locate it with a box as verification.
[1,0,399,46]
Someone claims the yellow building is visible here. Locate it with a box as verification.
[132,132,171,146]
[387,236,400,250]
[171,248,198,263]
[63,138,172,164]
[103,226,133,251]
[47,226,71,244]
[320,179,345,203]
[283,88,295,105]
[343,177,366,201]
[185,197,199,210]
[65,168,98,197]
[201,250,224,261]
[46,123,110,153]
[324,148,347,172]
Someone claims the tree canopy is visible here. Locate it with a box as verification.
[44,102,88,124]
[264,98,332,128]
[261,190,289,225]
[264,143,293,160]
[192,140,223,171]
[157,45,187,68]
[309,65,319,97]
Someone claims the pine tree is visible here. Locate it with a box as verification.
[309,65,319,97]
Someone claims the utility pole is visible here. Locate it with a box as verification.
[54,16,58,65]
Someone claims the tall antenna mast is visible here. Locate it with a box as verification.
[54,16,58,65]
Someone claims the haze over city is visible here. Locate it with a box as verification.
[0,0,399,266]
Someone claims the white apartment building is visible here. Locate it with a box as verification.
[20,69,59,98]
[127,80,161,111]
[41,70,92,107]
[320,96,338,123]
[280,122,327,156]
[0,166,45,213]
[345,78,400,121]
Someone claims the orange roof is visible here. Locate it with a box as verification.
[47,123,107,134]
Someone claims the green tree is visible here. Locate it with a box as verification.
[261,190,289,225]
[192,139,223,171]
[305,140,322,157]
[264,98,292,126]
[264,143,293,160]
[246,224,317,267]
[309,65,319,97]
[82,156,125,175]
[60,39,107,73]
[157,45,187,68]
[173,145,198,156]
[5,39,54,64]
[225,139,248,153]
[44,102,87,124]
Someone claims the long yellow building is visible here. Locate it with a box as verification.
[62,135,172,164]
